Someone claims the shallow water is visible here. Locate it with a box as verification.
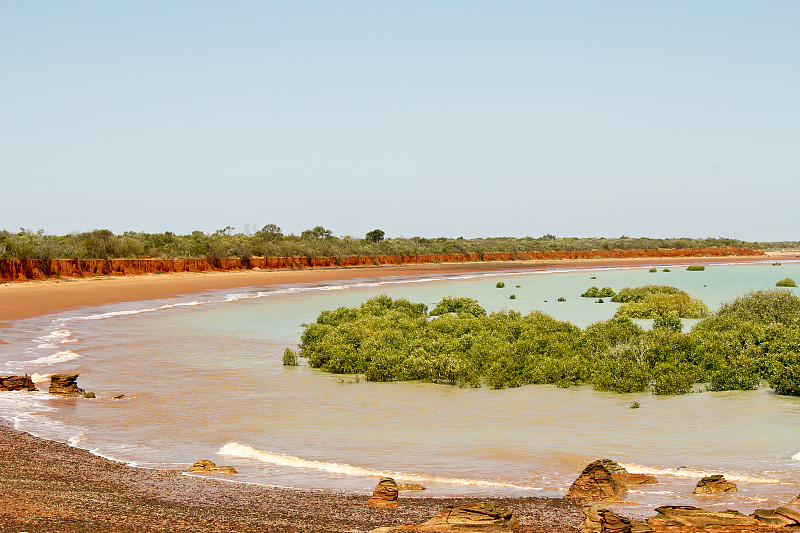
[2,260,799,512]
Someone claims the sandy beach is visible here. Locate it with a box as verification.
[2,253,794,325]
[1,253,797,532]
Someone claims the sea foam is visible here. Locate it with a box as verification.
[218,442,541,490]
[792,451,800,461]
[26,350,82,366]
[619,463,779,484]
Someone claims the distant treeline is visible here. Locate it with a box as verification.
[0,226,795,261]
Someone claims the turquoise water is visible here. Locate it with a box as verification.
[1,260,799,513]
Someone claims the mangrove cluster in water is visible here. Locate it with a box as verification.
[287,288,800,396]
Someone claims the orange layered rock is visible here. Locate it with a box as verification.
[0,248,763,282]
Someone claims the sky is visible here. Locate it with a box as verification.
[1,1,798,241]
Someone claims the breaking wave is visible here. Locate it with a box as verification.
[619,463,779,484]
[218,442,541,491]
[26,350,82,366]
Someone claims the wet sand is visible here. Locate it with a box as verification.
[1,252,796,531]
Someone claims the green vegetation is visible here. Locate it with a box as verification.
[1,228,792,262]
[776,278,797,287]
[282,348,299,366]
[610,285,684,303]
[509,294,516,300]
[630,401,640,409]
[649,267,657,272]
[614,292,710,320]
[291,290,800,397]
[557,297,566,302]
[663,268,671,272]
[581,286,615,298]
[495,282,505,288]
[687,265,706,271]
[365,229,385,243]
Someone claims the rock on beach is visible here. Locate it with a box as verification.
[48,373,85,396]
[0,375,37,391]
[565,459,657,502]
[370,500,518,532]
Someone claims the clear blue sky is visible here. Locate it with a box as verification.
[2,1,798,241]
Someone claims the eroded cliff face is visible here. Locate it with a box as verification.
[0,248,762,282]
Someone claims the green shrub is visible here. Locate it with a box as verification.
[557,297,566,302]
[663,268,671,272]
[651,361,697,395]
[596,299,604,304]
[591,340,651,393]
[630,401,640,409]
[649,267,657,273]
[581,286,615,298]
[614,293,710,319]
[652,312,683,332]
[687,265,705,271]
[282,348,299,366]
[611,285,685,303]
[776,277,797,287]
[430,296,487,317]
[509,294,516,300]
[496,281,505,288]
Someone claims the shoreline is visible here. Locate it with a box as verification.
[1,253,797,531]
[0,421,583,532]
[2,253,795,325]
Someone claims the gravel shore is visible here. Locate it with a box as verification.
[0,421,584,532]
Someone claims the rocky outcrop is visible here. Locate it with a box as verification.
[367,477,399,508]
[750,507,800,528]
[185,459,237,474]
[397,483,426,491]
[692,475,737,494]
[0,248,763,281]
[648,506,758,531]
[580,504,651,533]
[48,374,85,396]
[370,501,517,532]
[0,375,37,391]
[565,459,658,502]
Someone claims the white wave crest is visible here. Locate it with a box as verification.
[69,433,89,446]
[218,442,541,491]
[30,373,51,384]
[619,463,779,484]
[41,328,73,341]
[792,451,800,461]
[26,350,82,366]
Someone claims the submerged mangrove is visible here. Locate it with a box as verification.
[288,288,800,396]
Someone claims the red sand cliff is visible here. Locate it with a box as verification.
[0,248,762,282]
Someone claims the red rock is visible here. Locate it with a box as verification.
[565,459,658,502]
[48,374,85,396]
[0,248,763,282]
[692,474,737,494]
[185,459,237,474]
[648,506,757,531]
[370,500,517,532]
[397,483,426,491]
[0,375,37,391]
[367,477,399,508]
